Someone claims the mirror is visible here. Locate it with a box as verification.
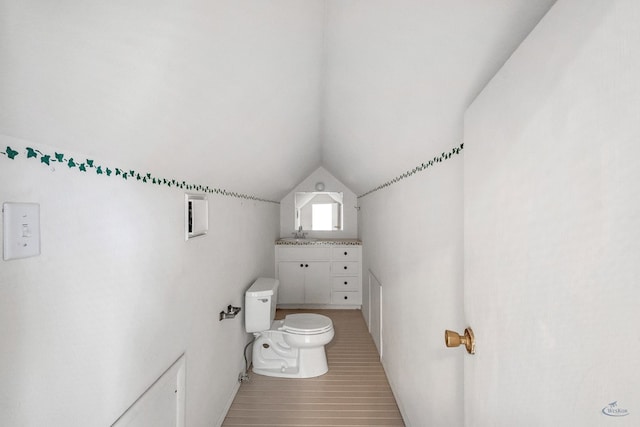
[295,192,343,231]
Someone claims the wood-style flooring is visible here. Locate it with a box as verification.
[222,309,405,426]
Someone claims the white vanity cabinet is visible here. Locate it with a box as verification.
[275,243,362,308]
[277,261,331,304]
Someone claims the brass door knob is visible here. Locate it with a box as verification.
[444,327,475,354]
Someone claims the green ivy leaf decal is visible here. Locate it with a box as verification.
[40,155,51,165]
[96,166,103,175]
[106,168,112,176]
[5,146,19,159]
[115,168,122,176]
[55,152,65,162]
[79,163,87,172]
[26,147,38,158]
[86,159,94,167]
[68,158,76,168]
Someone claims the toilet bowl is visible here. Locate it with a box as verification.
[245,278,335,378]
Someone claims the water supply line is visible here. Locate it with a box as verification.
[239,337,255,383]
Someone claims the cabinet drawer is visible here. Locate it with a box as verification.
[331,247,361,261]
[331,261,360,275]
[332,277,360,291]
[332,291,361,305]
[277,246,331,261]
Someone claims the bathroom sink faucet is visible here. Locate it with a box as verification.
[293,226,307,239]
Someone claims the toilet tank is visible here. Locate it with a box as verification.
[245,278,279,333]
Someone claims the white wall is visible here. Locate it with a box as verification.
[359,151,464,426]
[280,167,357,239]
[0,136,279,426]
[464,0,640,425]
[0,0,325,202]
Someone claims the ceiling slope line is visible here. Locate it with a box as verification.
[357,142,464,199]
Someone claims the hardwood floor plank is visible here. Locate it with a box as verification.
[228,403,402,411]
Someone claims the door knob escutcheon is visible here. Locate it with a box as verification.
[444,327,475,354]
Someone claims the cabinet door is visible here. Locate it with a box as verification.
[277,262,305,304]
[304,262,331,304]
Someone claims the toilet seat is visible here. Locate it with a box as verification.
[280,313,333,335]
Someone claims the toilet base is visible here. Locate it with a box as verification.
[251,334,330,379]
[252,363,328,379]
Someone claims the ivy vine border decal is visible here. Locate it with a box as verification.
[357,142,464,199]
[1,144,279,204]
[2,142,464,203]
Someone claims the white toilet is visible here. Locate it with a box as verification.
[245,277,334,378]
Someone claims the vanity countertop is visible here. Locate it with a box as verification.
[276,238,362,246]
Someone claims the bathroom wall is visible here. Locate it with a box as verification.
[358,149,464,426]
[279,167,357,239]
[0,1,322,425]
[0,135,279,426]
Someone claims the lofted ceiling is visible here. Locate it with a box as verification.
[1,0,557,201]
[321,0,557,196]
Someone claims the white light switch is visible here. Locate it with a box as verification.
[3,202,41,260]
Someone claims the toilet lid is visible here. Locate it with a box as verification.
[282,314,333,335]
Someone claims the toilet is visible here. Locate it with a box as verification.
[245,277,334,378]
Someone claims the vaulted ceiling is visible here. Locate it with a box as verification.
[1,0,556,201]
[321,0,557,196]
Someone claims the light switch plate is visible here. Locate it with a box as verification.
[3,202,41,260]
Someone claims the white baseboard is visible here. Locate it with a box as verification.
[215,380,241,427]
